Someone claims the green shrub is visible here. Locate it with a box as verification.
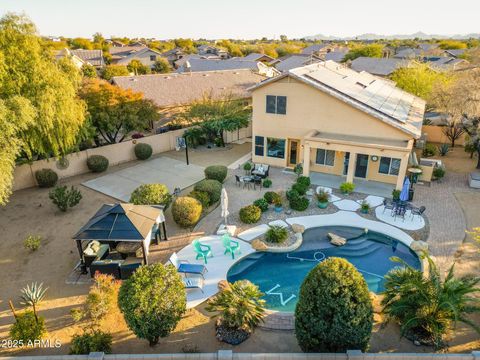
[289,196,309,211]
[239,205,261,224]
[118,264,186,346]
[339,182,355,194]
[35,169,58,188]
[264,191,280,204]
[438,143,449,156]
[433,166,446,180]
[194,179,222,205]
[295,258,373,352]
[206,280,265,331]
[134,143,153,160]
[286,188,300,201]
[204,165,228,183]
[422,143,437,157]
[262,178,272,188]
[188,190,210,209]
[70,330,113,354]
[296,176,311,187]
[87,155,109,173]
[24,235,41,252]
[49,186,82,212]
[392,189,401,201]
[10,311,46,342]
[85,273,120,325]
[253,198,269,212]
[292,182,308,196]
[172,197,202,227]
[130,184,172,208]
[293,163,303,177]
[265,225,288,243]
[243,162,252,172]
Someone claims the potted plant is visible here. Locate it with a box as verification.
[392,189,401,202]
[316,191,330,209]
[273,196,283,213]
[339,182,355,195]
[243,162,252,175]
[360,200,370,214]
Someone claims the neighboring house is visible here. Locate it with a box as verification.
[325,49,349,62]
[425,56,467,71]
[351,57,407,77]
[394,48,424,59]
[112,69,266,128]
[106,39,127,47]
[444,49,466,58]
[110,45,163,68]
[241,52,275,63]
[197,44,229,59]
[161,48,186,65]
[418,43,439,52]
[176,58,279,77]
[273,54,321,72]
[249,61,425,190]
[55,48,105,69]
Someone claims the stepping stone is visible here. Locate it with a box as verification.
[268,220,289,228]
[237,224,270,242]
[329,194,342,202]
[356,195,384,208]
[334,199,361,211]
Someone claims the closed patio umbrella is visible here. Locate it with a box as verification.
[400,177,410,202]
[221,187,229,225]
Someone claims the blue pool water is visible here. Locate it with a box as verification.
[227,226,421,312]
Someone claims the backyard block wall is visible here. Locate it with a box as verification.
[12,123,252,191]
[422,125,467,146]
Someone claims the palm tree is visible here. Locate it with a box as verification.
[381,254,480,348]
[20,282,48,324]
[206,280,265,331]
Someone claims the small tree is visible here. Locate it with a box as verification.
[49,186,82,212]
[101,65,129,80]
[118,264,186,346]
[85,273,120,326]
[442,120,465,148]
[20,282,48,324]
[152,58,171,73]
[295,257,373,352]
[127,59,151,75]
[82,64,97,78]
[129,183,172,208]
[382,254,480,347]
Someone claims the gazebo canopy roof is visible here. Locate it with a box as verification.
[73,203,163,242]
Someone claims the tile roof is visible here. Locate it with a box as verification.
[109,45,148,58]
[301,44,330,54]
[176,58,262,72]
[251,61,425,138]
[242,53,275,61]
[444,49,466,58]
[325,50,348,62]
[113,69,266,108]
[70,49,105,66]
[351,57,406,76]
[274,54,320,72]
[426,56,466,70]
[394,48,423,59]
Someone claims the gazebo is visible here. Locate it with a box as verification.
[73,203,167,277]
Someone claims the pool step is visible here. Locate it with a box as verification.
[227,254,266,278]
[335,243,383,258]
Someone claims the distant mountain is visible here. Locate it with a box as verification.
[304,32,480,41]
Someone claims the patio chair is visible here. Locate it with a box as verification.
[411,206,426,220]
[169,252,208,279]
[222,234,241,259]
[183,276,204,293]
[192,239,213,264]
[394,205,407,222]
[382,199,395,215]
[253,176,262,190]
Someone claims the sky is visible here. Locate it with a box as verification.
[2,0,480,39]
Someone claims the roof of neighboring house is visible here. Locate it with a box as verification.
[444,49,466,58]
[418,43,439,52]
[113,69,266,107]
[242,53,275,62]
[394,48,423,59]
[274,54,321,72]
[70,49,104,67]
[114,47,163,64]
[161,47,185,57]
[301,43,330,54]
[109,45,148,58]
[73,203,163,242]
[177,58,263,72]
[325,50,349,62]
[250,61,425,138]
[351,57,406,76]
[426,56,467,70]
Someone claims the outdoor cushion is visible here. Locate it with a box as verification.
[177,263,207,276]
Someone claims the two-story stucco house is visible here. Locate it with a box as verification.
[249,61,425,191]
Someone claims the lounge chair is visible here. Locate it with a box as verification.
[169,252,208,278]
[192,239,213,264]
[183,276,204,293]
[411,206,426,220]
[222,234,241,259]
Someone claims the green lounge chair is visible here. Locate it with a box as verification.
[192,239,213,264]
[222,234,241,259]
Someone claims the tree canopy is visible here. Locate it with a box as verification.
[101,65,129,80]
[152,58,171,73]
[80,79,159,144]
[343,43,384,62]
[127,59,150,75]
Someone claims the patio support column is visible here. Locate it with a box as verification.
[395,153,410,190]
[303,143,311,176]
[346,152,357,183]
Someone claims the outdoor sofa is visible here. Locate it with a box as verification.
[83,241,110,267]
[251,163,270,178]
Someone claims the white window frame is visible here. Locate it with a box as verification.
[315,149,335,167]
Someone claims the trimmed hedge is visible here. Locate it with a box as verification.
[239,205,261,224]
[188,190,210,209]
[292,182,308,196]
[296,176,311,187]
[134,143,153,160]
[70,330,112,355]
[253,198,269,212]
[264,191,281,204]
[87,155,109,173]
[35,168,58,188]
[129,183,172,208]
[295,258,373,352]
[194,179,222,205]
[172,197,202,228]
[262,179,272,188]
[204,165,228,183]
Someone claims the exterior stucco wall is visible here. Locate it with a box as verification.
[116,50,161,67]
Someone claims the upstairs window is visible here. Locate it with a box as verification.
[315,149,335,166]
[379,157,401,175]
[150,55,157,61]
[266,95,287,115]
[255,136,264,156]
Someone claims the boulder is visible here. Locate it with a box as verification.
[251,239,268,251]
[410,240,429,252]
[291,223,305,234]
[370,292,383,314]
[328,232,346,246]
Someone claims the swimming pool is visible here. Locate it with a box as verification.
[227,226,421,312]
